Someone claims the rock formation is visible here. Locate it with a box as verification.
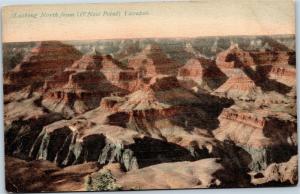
[100,75,226,134]
[250,51,295,66]
[5,93,63,158]
[214,105,297,171]
[250,155,298,185]
[213,69,263,101]
[214,44,294,100]
[100,55,143,92]
[115,39,141,61]
[4,41,82,94]
[216,44,256,72]
[128,43,182,78]
[178,57,227,91]
[5,156,102,192]
[257,64,296,87]
[3,36,297,192]
[42,52,128,117]
[89,158,251,190]
[25,75,232,171]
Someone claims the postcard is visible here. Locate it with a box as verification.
[2,0,297,192]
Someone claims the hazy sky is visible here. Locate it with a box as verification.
[2,0,295,42]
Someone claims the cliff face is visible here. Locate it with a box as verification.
[250,155,298,185]
[29,119,140,170]
[6,74,239,173]
[214,105,297,171]
[257,64,296,87]
[178,58,227,91]
[215,106,297,147]
[100,75,226,133]
[115,40,141,60]
[42,53,131,117]
[128,44,182,78]
[214,45,294,101]
[250,51,295,66]
[5,94,63,158]
[100,55,143,92]
[214,45,262,100]
[4,37,297,192]
[216,44,256,71]
[25,116,218,172]
[4,41,82,93]
[213,69,262,101]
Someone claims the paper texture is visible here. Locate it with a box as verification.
[2,0,295,42]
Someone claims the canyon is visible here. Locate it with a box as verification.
[3,35,297,192]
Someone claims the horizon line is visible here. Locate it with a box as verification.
[3,33,296,44]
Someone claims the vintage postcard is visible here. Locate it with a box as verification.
[2,0,297,192]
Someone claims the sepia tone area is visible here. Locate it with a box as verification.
[2,0,295,42]
[3,35,297,192]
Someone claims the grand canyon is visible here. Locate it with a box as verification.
[3,35,297,192]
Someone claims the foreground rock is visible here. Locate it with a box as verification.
[87,158,251,190]
[250,155,298,186]
[5,156,101,192]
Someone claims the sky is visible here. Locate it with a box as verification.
[2,0,296,42]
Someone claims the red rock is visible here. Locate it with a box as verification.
[216,45,296,89]
[4,41,82,93]
[99,75,219,139]
[3,38,297,191]
[42,53,127,116]
[128,44,181,78]
[250,51,295,66]
[100,96,124,111]
[68,50,102,70]
[213,69,262,101]
[214,105,297,149]
[216,44,255,72]
[178,57,227,90]
[101,55,142,92]
[257,64,296,87]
